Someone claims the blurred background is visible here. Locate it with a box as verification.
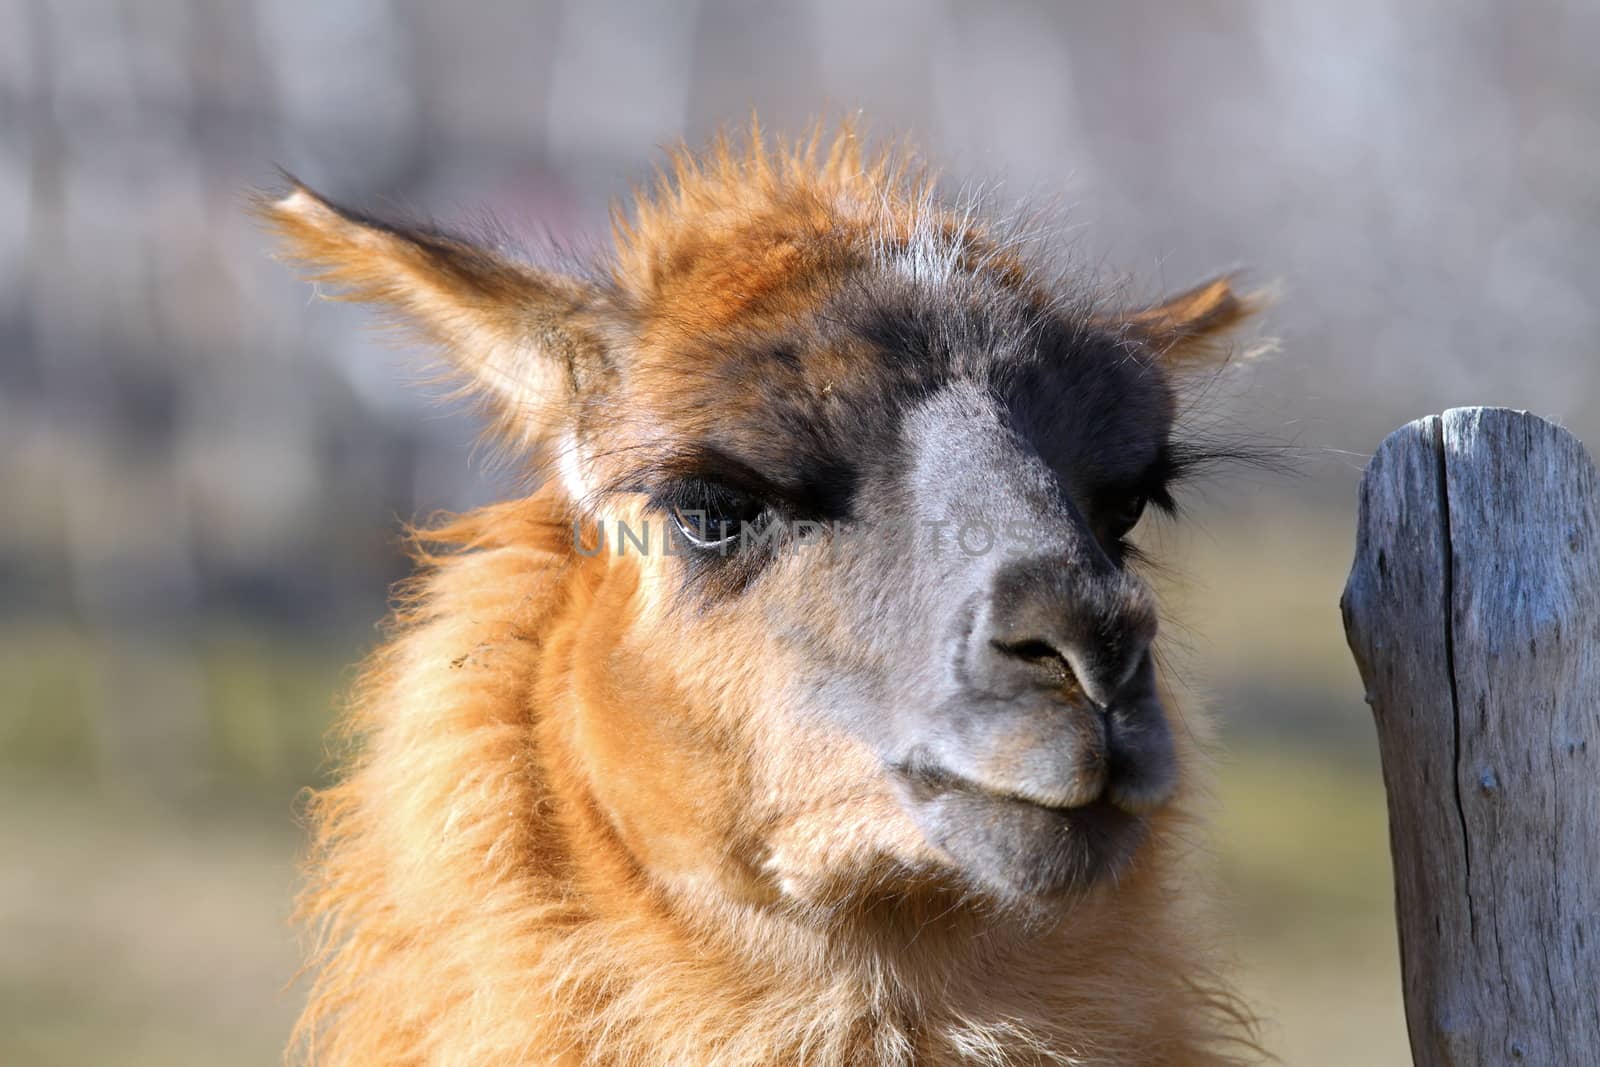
[3,1,1597,1063]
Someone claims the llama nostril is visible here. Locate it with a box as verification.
[993,638,1065,669]
[1062,647,1143,709]
[982,552,1157,710]
[989,635,1146,710]
[991,638,1080,693]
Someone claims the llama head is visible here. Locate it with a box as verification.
[260,128,1261,913]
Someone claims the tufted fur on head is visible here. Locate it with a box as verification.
[259,121,1266,1066]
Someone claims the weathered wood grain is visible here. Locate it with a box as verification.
[1342,407,1600,1065]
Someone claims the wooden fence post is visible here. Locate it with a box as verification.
[1341,406,1600,1064]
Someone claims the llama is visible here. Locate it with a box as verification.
[260,125,1264,1066]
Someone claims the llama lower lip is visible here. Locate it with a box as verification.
[891,765,1148,899]
[892,754,1128,817]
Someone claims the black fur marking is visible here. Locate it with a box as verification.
[600,258,1263,604]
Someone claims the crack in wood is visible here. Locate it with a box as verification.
[1432,415,1475,942]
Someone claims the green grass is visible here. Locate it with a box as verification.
[1213,741,1409,1064]
[0,622,1410,1065]
[0,625,337,1066]
[0,622,357,800]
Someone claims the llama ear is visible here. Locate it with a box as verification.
[1119,275,1268,364]
[255,178,605,435]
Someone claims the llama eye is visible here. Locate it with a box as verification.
[668,484,767,551]
[1105,493,1148,538]
[671,505,738,549]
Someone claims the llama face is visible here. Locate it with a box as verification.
[573,242,1186,904]
[260,132,1255,912]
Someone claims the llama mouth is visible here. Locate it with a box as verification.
[894,758,1109,815]
[890,760,1148,900]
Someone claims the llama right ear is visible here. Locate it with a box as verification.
[1114,275,1269,366]
[255,179,605,438]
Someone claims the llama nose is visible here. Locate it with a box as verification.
[978,554,1158,708]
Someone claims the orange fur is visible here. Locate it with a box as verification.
[1117,277,1271,365]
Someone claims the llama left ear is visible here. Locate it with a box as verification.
[255,178,607,441]
[1118,275,1268,364]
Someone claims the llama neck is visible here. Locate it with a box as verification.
[530,643,1234,1065]
[523,778,1237,1066]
